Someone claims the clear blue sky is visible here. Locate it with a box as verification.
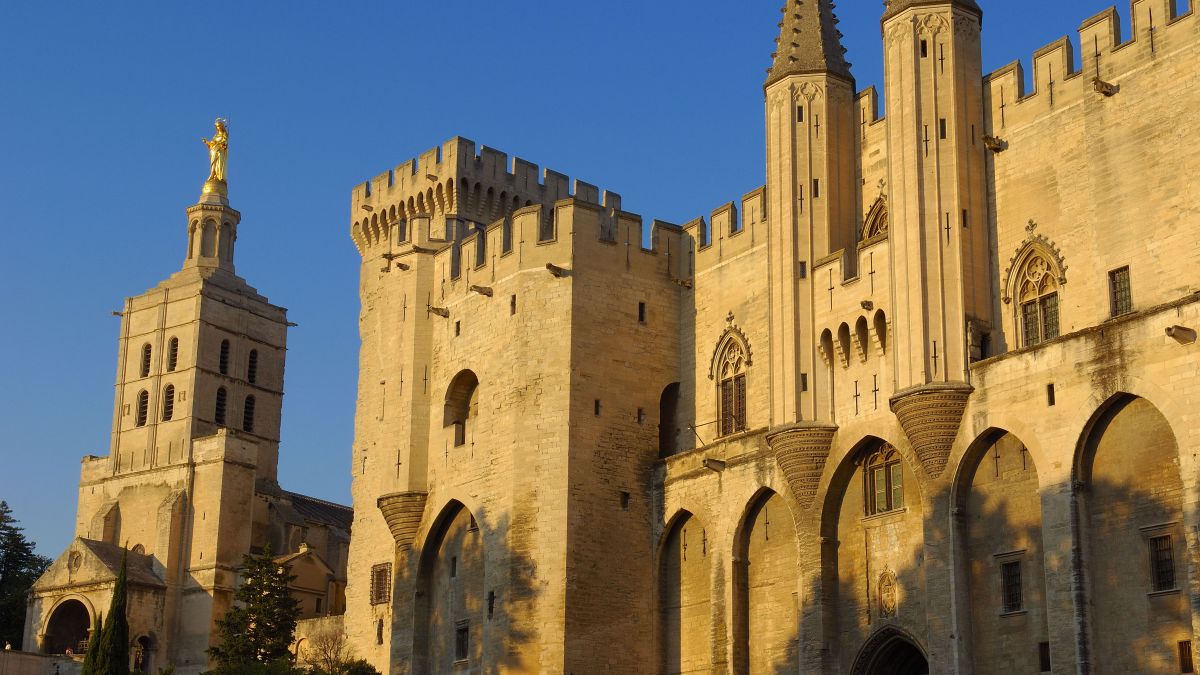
[0,0,1137,557]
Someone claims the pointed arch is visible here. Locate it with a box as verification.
[1002,236,1067,306]
[710,329,750,437]
[731,488,798,673]
[413,499,485,672]
[658,509,712,674]
[862,196,888,239]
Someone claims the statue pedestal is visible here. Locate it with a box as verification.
[200,179,228,205]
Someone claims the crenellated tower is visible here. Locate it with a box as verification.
[881,0,989,478]
[765,0,859,426]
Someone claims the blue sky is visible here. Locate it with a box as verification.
[0,0,1144,556]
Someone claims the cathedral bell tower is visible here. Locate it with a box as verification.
[764,0,857,425]
[881,0,989,478]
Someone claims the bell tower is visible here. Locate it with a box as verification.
[881,0,989,478]
[765,0,858,425]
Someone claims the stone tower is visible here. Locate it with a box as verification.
[25,138,293,674]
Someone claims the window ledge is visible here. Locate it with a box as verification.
[999,609,1028,618]
[1148,588,1181,598]
[861,507,909,524]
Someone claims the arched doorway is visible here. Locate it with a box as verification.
[44,599,90,654]
[133,635,155,672]
[412,501,485,672]
[851,629,929,675]
[732,490,798,674]
[659,510,711,673]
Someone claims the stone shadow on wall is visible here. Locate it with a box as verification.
[394,503,539,675]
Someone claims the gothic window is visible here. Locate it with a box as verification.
[370,563,392,605]
[140,344,152,378]
[162,385,175,421]
[863,197,888,239]
[864,447,903,516]
[1108,266,1132,317]
[718,341,747,437]
[167,337,179,372]
[1017,253,1060,347]
[219,340,230,375]
[135,390,149,427]
[247,349,259,384]
[243,396,256,434]
[215,387,227,426]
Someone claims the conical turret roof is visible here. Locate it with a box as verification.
[882,0,982,22]
[766,0,853,87]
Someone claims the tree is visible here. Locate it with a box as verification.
[81,610,102,673]
[303,625,380,675]
[88,549,130,675]
[0,500,52,649]
[207,544,300,667]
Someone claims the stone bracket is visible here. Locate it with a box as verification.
[889,382,973,479]
[767,422,839,510]
[377,491,428,549]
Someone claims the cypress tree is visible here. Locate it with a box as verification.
[81,611,102,675]
[94,550,130,675]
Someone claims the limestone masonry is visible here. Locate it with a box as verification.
[21,0,1200,673]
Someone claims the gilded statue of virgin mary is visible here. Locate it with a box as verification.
[202,118,229,183]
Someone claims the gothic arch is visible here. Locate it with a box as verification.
[1001,236,1067,306]
[849,625,929,675]
[862,196,888,239]
[413,499,486,672]
[707,324,752,381]
[658,509,712,675]
[731,488,799,673]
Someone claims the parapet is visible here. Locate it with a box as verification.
[349,138,627,256]
[983,0,1194,130]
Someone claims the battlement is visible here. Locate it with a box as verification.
[349,138,626,256]
[983,0,1195,130]
[683,187,768,276]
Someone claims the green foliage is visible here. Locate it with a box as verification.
[207,544,300,667]
[310,659,381,675]
[0,500,52,649]
[81,610,103,673]
[88,549,130,675]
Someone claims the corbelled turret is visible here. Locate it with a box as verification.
[766,0,852,86]
[882,0,982,21]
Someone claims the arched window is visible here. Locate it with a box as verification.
[444,371,479,447]
[167,337,179,372]
[718,341,747,437]
[135,390,149,427]
[863,196,888,239]
[243,395,256,433]
[215,387,227,426]
[219,340,230,375]
[140,343,152,378]
[247,349,258,384]
[1017,253,1060,346]
[864,447,904,516]
[162,385,175,421]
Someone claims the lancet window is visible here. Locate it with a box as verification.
[864,447,904,516]
[1017,253,1060,347]
[717,341,748,437]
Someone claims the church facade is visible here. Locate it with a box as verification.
[22,151,352,674]
[342,1,1200,674]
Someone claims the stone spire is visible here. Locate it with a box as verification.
[766,0,853,87]
[882,0,982,22]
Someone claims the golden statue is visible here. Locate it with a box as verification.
[201,119,229,193]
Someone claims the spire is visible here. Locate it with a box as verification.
[882,0,982,23]
[766,0,853,87]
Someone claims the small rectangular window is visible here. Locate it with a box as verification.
[450,556,457,578]
[315,597,323,614]
[637,408,646,425]
[455,621,469,661]
[1150,534,1176,591]
[939,119,947,139]
[798,261,807,279]
[638,301,646,323]
[454,320,461,337]
[1046,384,1056,406]
[962,209,969,229]
[487,591,496,620]
[1180,640,1194,673]
[800,373,808,392]
[812,179,820,199]
[453,421,466,447]
[920,40,929,58]
[1109,266,1132,317]
[797,106,804,123]
[620,491,631,509]
[1001,560,1023,613]
[594,399,601,416]
[510,294,517,315]
[1039,642,1051,672]
[370,563,392,605]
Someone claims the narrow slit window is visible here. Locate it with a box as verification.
[247,349,258,384]
[135,390,149,427]
[1047,384,1056,406]
[243,395,256,434]
[167,337,179,372]
[510,295,517,315]
[594,399,601,416]
[920,40,929,58]
[1039,642,1051,672]
[638,301,646,323]
[1180,641,1194,674]
[162,385,175,421]
[140,344,152,378]
[219,340,230,375]
[939,118,948,139]
[812,179,820,199]
[796,105,804,123]
[215,387,227,426]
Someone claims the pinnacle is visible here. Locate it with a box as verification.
[766,0,853,87]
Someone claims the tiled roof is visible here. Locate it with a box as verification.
[284,491,353,532]
[78,539,166,588]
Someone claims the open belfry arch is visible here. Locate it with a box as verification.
[339,0,1200,671]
